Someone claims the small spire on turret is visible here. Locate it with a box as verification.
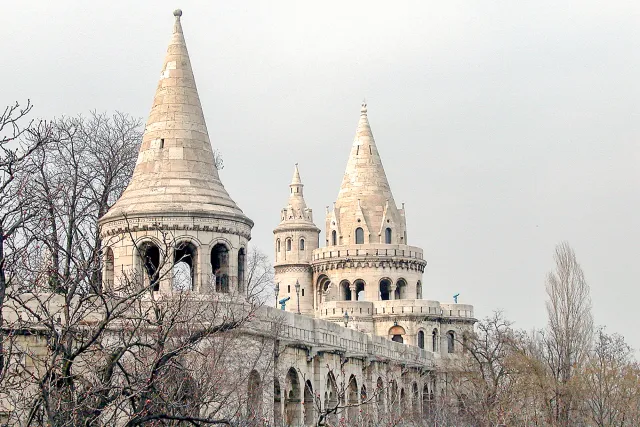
[361,99,367,115]
[291,163,302,186]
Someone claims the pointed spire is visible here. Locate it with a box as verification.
[291,163,302,186]
[333,102,398,233]
[101,10,250,225]
[276,164,318,228]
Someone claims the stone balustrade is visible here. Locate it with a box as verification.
[312,244,424,261]
[262,307,435,366]
[316,299,475,320]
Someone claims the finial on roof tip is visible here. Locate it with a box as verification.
[361,100,367,114]
[173,9,183,17]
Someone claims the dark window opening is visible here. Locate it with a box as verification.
[211,243,229,293]
[418,331,425,349]
[299,238,305,251]
[380,279,391,301]
[237,248,246,293]
[141,242,161,291]
[385,227,392,244]
[447,331,455,353]
[355,227,364,244]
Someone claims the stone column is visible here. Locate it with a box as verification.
[390,285,397,300]
[350,284,357,301]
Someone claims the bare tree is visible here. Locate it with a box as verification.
[0,101,53,381]
[447,311,522,427]
[244,246,274,305]
[26,112,141,293]
[1,226,273,426]
[583,328,640,427]
[541,241,593,426]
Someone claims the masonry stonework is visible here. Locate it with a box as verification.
[96,9,476,426]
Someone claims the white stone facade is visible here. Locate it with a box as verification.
[96,10,476,426]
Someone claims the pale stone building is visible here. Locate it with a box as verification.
[95,9,475,426]
[273,96,474,355]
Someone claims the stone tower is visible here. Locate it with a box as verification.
[99,10,253,295]
[273,164,319,315]
[311,102,428,338]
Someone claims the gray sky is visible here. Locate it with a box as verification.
[4,1,639,347]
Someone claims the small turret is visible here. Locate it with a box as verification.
[273,164,319,315]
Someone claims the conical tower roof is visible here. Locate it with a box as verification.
[275,164,318,231]
[334,102,398,231]
[101,10,250,225]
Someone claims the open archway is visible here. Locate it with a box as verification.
[340,280,352,301]
[354,279,365,301]
[379,278,392,301]
[211,243,229,293]
[347,375,359,421]
[139,241,161,291]
[104,247,114,290]
[173,241,196,291]
[285,368,301,426]
[395,278,407,299]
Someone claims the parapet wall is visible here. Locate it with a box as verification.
[312,244,424,261]
[317,300,474,320]
[258,306,435,367]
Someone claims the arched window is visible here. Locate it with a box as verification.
[247,370,262,421]
[173,241,196,291]
[331,230,337,246]
[299,238,305,251]
[417,330,425,349]
[286,239,292,251]
[211,243,229,293]
[340,280,351,301]
[285,368,301,426]
[447,331,455,353]
[354,279,365,301]
[104,247,114,290]
[417,281,422,299]
[395,278,406,300]
[389,325,406,344]
[140,242,160,291]
[237,248,246,293]
[379,278,391,301]
[432,329,438,352]
[355,227,364,244]
[347,375,359,421]
[276,239,281,253]
[385,227,392,244]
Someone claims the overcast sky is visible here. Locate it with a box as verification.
[4,1,639,348]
